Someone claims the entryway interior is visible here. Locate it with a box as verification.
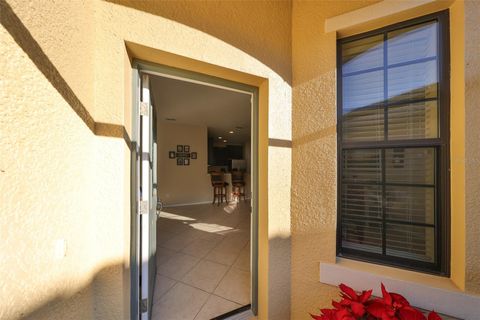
[149,73,253,320]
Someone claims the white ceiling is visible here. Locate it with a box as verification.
[150,74,251,145]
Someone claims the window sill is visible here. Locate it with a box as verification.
[320,258,479,319]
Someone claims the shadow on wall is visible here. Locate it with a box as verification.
[268,235,292,320]
[11,263,127,320]
[105,0,292,84]
[0,0,131,147]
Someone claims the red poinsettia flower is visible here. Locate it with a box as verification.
[310,309,336,320]
[310,283,443,320]
[367,283,428,320]
[335,283,372,318]
[310,308,356,320]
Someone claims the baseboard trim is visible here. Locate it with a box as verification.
[163,198,251,208]
[163,201,212,208]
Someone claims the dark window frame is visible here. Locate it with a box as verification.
[336,10,450,276]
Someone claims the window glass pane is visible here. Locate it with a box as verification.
[385,148,435,185]
[386,224,435,263]
[388,21,437,65]
[342,218,383,254]
[343,70,384,112]
[342,34,384,74]
[386,186,435,224]
[343,149,382,184]
[343,105,384,142]
[388,100,438,140]
[387,60,437,103]
[342,184,382,219]
[338,13,447,272]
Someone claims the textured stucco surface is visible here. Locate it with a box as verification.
[93,1,293,318]
[2,0,480,319]
[1,0,292,319]
[0,1,127,319]
[464,0,480,295]
[290,1,381,318]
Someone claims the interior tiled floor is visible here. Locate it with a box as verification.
[152,202,251,320]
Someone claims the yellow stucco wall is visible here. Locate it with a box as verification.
[291,1,381,318]
[1,0,480,319]
[464,0,480,295]
[449,0,466,291]
[291,0,480,318]
[1,1,126,319]
[1,0,292,319]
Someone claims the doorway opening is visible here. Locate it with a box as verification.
[132,61,259,320]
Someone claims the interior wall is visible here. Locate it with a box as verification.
[157,121,211,206]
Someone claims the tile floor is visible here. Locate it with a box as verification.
[152,202,252,320]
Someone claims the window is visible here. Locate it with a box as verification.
[337,11,450,275]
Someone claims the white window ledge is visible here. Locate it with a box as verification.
[320,259,479,320]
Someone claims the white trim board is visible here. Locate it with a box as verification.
[324,0,453,34]
[320,261,479,320]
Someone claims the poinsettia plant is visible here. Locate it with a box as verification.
[310,283,442,320]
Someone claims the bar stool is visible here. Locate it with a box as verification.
[231,170,246,202]
[210,172,228,206]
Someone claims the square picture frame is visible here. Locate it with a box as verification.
[169,151,176,159]
[177,145,183,152]
[184,158,190,166]
[191,152,197,159]
[176,158,184,166]
[184,145,190,152]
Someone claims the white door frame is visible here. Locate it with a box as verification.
[130,59,260,318]
[130,60,259,320]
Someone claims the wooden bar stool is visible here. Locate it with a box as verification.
[210,172,228,206]
[231,171,246,202]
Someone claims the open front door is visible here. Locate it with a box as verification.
[138,73,157,320]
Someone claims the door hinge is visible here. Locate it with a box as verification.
[140,298,148,313]
[140,102,149,117]
[139,200,149,215]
